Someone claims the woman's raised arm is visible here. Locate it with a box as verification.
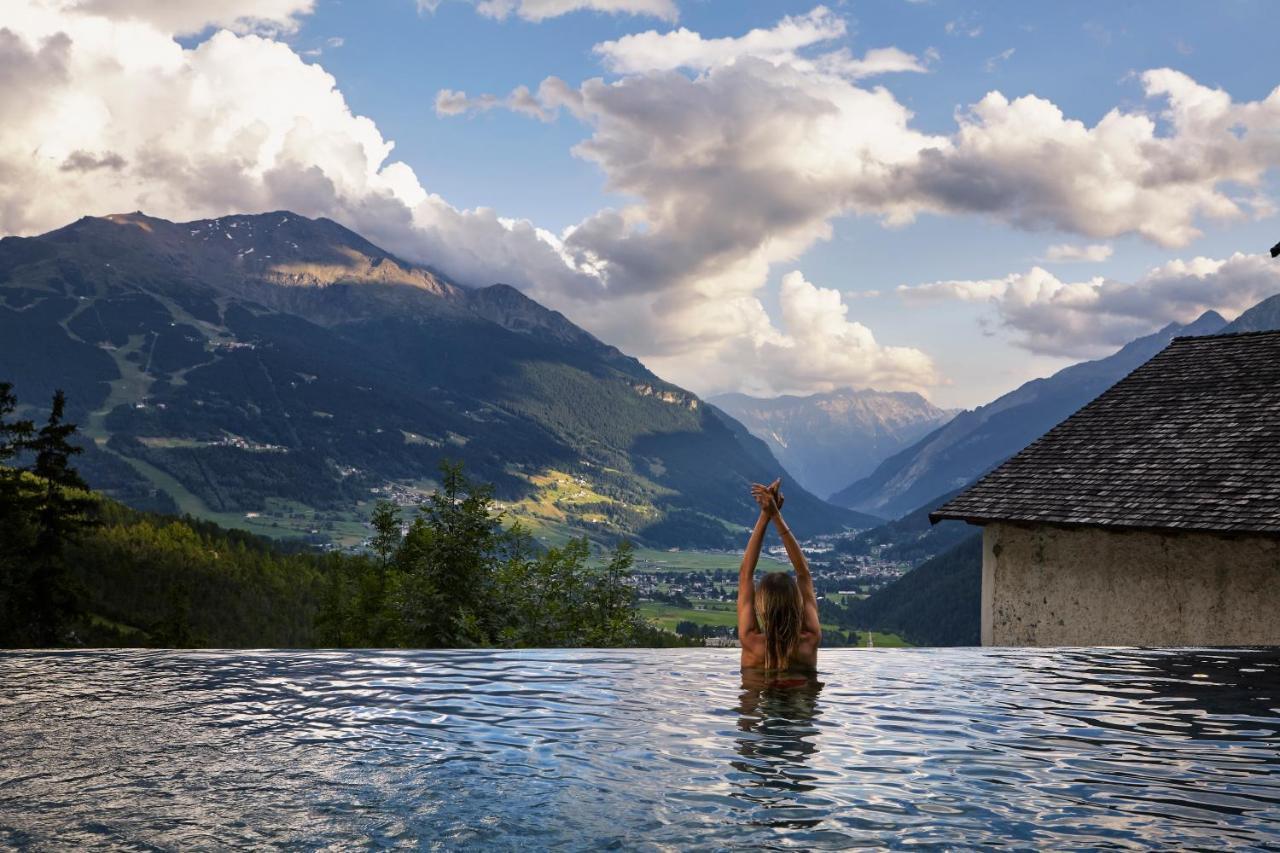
[736,507,771,642]
[770,506,822,639]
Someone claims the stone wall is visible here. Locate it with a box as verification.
[982,522,1280,646]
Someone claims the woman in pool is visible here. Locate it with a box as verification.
[738,478,820,675]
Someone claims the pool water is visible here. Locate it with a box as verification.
[2,648,1279,849]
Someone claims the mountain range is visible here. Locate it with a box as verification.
[0,211,874,548]
[709,389,955,499]
[848,291,1280,644]
[828,310,1230,520]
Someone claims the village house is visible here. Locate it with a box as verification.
[931,330,1280,647]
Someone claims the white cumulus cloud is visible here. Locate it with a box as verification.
[431,6,1280,394]
[899,253,1280,356]
[896,72,1280,246]
[0,0,595,303]
[556,270,938,397]
[592,6,927,77]
[765,271,938,394]
[11,2,1280,401]
[1,0,929,399]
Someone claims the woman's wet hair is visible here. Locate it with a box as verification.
[754,571,803,670]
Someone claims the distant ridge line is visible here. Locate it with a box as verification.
[1172,328,1280,342]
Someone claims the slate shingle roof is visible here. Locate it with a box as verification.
[930,330,1280,536]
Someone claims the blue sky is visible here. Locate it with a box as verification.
[295,0,1280,405]
[7,0,1280,407]
[299,0,1277,226]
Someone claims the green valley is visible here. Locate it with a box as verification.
[0,212,875,552]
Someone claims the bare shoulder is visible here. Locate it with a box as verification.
[739,632,765,668]
[795,632,821,667]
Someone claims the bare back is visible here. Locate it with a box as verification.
[739,628,819,672]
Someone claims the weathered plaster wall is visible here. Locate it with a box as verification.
[982,523,1280,646]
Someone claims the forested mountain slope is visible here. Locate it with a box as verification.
[0,211,872,547]
[849,534,982,647]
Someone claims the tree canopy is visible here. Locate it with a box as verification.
[0,383,693,650]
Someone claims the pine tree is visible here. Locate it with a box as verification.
[0,382,34,517]
[25,390,95,644]
[395,461,501,646]
[369,500,402,570]
[0,382,34,465]
[0,383,36,644]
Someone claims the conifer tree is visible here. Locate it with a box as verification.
[0,382,35,645]
[26,390,95,643]
[396,461,500,646]
[0,381,34,512]
[369,500,402,570]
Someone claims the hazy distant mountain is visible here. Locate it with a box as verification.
[0,211,874,547]
[1222,292,1280,333]
[709,389,956,499]
[829,310,1229,520]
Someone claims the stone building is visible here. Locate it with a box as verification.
[931,331,1280,647]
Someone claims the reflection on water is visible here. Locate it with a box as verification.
[1,648,1279,849]
[733,671,824,828]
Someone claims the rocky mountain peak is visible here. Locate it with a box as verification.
[710,387,957,498]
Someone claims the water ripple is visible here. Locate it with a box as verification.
[2,648,1280,850]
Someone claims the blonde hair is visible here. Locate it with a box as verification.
[754,571,803,671]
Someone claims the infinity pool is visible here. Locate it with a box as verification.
[2,648,1278,849]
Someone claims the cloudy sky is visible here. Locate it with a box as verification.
[3,0,1279,407]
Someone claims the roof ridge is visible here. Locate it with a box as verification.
[1172,328,1280,342]
[930,329,1280,535]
